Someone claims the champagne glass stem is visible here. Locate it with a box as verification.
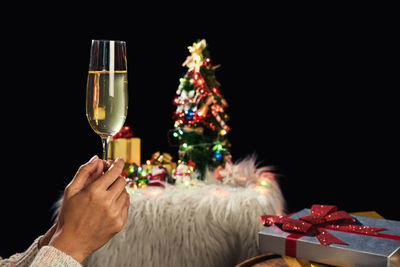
[101,136,111,160]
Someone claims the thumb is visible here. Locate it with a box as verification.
[65,155,99,199]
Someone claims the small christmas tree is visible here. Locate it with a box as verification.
[172,39,231,178]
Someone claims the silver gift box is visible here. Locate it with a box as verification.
[258,209,400,267]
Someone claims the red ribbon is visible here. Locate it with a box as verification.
[112,125,134,140]
[260,205,400,257]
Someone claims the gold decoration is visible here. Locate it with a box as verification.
[182,39,207,73]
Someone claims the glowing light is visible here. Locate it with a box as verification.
[129,165,135,173]
[173,132,179,138]
[143,188,164,197]
[237,176,248,182]
[220,129,227,135]
[182,143,188,150]
[211,104,223,112]
[212,87,220,95]
[213,143,223,151]
[209,188,229,197]
[146,160,151,165]
[255,185,269,195]
[257,177,272,188]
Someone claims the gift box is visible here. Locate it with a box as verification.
[258,205,400,267]
[108,138,141,165]
[142,152,177,177]
[108,126,141,165]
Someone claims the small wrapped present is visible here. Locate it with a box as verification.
[108,126,141,165]
[142,152,177,177]
[258,205,400,267]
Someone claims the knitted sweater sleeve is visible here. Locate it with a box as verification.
[0,236,41,267]
[30,246,82,267]
[0,236,81,267]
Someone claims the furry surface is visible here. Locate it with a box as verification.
[64,156,284,267]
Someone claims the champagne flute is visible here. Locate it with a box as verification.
[86,40,128,160]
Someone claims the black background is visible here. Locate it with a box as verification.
[0,7,397,258]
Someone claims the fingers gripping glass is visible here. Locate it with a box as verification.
[86,40,128,160]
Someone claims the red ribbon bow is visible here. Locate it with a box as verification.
[260,205,387,246]
[112,125,134,140]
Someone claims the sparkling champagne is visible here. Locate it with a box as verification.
[86,70,128,137]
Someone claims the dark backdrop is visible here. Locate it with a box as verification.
[0,10,396,258]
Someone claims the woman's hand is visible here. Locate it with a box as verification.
[48,156,130,263]
[39,155,109,249]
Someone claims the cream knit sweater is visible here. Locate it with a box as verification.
[0,236,81,267]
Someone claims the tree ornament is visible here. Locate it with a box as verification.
[173,162,191,184]
[184,109,194,120]
[213,152,222,161]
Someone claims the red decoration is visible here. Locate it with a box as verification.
[112,125,134,140]
[147,167,166,182]
[148,180,165,188]
[201,57,212,67]
[187,160,196,168]
[212,87,221,96]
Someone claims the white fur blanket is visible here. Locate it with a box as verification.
[75,157,284,267]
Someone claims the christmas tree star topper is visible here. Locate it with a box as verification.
[182,39,207,73]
